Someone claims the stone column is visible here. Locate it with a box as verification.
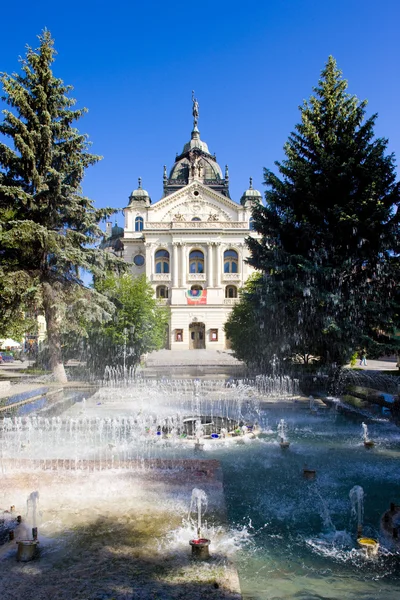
[237,242,245,285]
[216,242,222,287]
[207,242,214,288]
[181,244,187,289]
[172,242,179,287]
[144,242,152,281]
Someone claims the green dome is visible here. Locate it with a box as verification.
[129,178,151,204]
[100,222,124,251]
[240,178,262,205]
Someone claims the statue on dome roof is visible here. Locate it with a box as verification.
[192,90,199,126]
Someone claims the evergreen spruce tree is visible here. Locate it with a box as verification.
[246,56,399,367]
[0,31,122,381]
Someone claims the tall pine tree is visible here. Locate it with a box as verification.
[0,31,122,381]
[246,56,400,367]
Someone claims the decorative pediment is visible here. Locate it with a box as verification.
[150,182,240,223]
[165,199,231,223]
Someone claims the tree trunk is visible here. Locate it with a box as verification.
[42,282,68,383]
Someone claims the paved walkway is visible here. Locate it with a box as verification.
[345,357,398,372]
[144,348,244,367]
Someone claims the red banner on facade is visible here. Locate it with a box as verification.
[186,289,207,305]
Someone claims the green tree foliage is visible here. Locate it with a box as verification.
[243,56,399,368]
[0,31,122,381]
[224,274,270,370]
[83,273,169,375]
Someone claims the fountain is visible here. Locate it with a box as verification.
[309,394,318,413]
[194,419,205,451]
[15,491,40,562]
[1,373,400,599]
[303,464,316,480]
[350,485,365,538]
[188,488,210,559]
[362,422,375,448]
[277,418,290,448]
[349,485,379,557]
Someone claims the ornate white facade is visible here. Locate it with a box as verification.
[105,98,262,350]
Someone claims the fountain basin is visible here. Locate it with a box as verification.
[357,537,379,557]
[16,540,39,562]
[189,537,210,560]
[364,440,375,448]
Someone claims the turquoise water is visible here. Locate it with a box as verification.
[215,409,400,600]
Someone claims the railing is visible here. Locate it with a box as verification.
[152,274,171,282]
[222,273,241,281]
[224,298,240,305]
[187,273,206,281]
[156,298,170,305]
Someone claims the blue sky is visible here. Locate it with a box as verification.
[1,0,399,229]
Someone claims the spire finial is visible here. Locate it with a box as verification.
[249,177,253,189]
[163,165,167,180]
[138,177,142,189]
[225,164,229,179]
[192,90,199,128]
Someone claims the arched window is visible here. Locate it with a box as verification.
[192,217,201,221]
[135,216,144,232]
[155,249,170,273]
[224,249,238,273]
[225,285,238,299]
[189,250,204,273]
[156,285,169,299]
[249,217,255,231]
[191,284,203,292]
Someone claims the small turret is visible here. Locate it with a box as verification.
[128,177,151,207]
[240,177,262,207]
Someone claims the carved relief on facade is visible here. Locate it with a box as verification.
[173,213,186,222]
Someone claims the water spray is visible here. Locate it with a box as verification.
[362,422,374,448]
[278,419,290,448]
[188,488,210,560]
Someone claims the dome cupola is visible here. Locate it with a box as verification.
[128,178,151,206]
[240,177,262,206]
[163,93,230,198]
[100,220,124,253]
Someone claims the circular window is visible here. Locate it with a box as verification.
[133,254,145,266]
[193,190,199,196]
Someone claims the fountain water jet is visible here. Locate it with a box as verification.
[362,422,375,448]
[188,488,210,559]
[15,491,40,562]
[278,418,290,448]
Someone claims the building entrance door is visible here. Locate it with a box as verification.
[189,322,205,349]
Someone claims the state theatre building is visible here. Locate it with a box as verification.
[104,98,262,350]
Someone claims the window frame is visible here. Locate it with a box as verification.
[210,328,218,342]
[155,249,170,274]
[135,216,144,232]
[189,249,204,274]
[224,249,239,273]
